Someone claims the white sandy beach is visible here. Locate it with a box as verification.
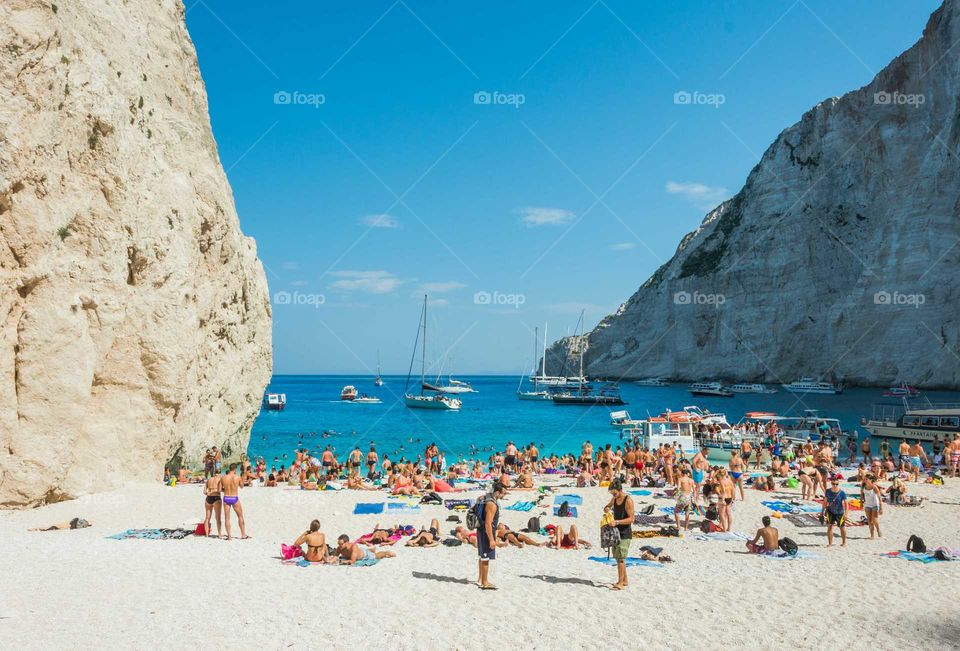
[2,477,960,650]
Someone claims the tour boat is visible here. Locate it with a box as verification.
[883,382,920,398]
[264,393,286,410]
[862,401,959,443]
[517,325,553,400]
[782,377,843,394]
[635,377,669,387]
[688,381,734,397]
[403,295,462,411]
[740,410,848,447]
[729,383,778,394]
[340,385,358,401]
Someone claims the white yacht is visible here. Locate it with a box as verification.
[403,295,462,411]
[688,381,734,397]
[635,377,669,387]
[783,377,843,394]
[264,393,286,410]
[517,325,553,401]
[436,378,477,394]
[729,383,778,394]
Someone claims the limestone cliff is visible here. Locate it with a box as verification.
[546,0,960,388]
[0,0,272,506]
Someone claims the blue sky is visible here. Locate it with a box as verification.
[184,0,940,375]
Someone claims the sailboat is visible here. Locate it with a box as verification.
[403,295,462,411]
[374,351,383,386]
[517,325,551,400]
[551,310,625,406]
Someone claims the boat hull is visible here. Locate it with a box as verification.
[404,395,461,410]
[863,422,943,443]
[553,395,626,406]
[517,391,551,401]
[689,390,734,398]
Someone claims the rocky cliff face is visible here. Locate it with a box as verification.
[0,0,272,507]
[547,0,960,389]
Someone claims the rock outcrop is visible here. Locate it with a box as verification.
[546,0,960,389]
[0,0,272,507]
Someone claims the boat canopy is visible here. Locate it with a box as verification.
[610,410,629,420]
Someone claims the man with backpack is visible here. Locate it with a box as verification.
[822,478,848,547]
[475,480,507,590]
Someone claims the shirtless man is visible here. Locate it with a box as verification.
[202,472,223,538]
[907,441,928,482]
[898,440,911,471]
[527,443,540,473]
[860,436,873,464]
[950,436,960,478]
[674,468,696,530]
[348,446,363,471]
[746,516,779,554]
[691,448,709,502]
[334,535,395,564]
[220,464,248,540]
[624,446,638,482]
[505,441,518,473]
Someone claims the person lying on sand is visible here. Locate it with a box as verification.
[638,545,673,563]
[346,470,376,491]
[454,525,478,547]
[334,535,395,564]
[29,517,92,532]
[544,524,590,550]
[495,523,541,548]
[406,519,442,547]
[292,520,329,563]
[358,525,403,546]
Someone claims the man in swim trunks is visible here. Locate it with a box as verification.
[476,480,507,590]
[335,534,395,564]
[691,448,709,502]
[746,515,779,554]
[674,468,696,530]
[822,478,848,547]
[202,472,222,538]
[907,441,928,482]
[950,436,960,478]
[220,464,248,540]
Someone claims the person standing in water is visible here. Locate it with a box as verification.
[605,480,634,590]
[220,464,248,540]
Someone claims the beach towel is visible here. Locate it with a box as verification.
[880,551,947,564]
[784,513,822,528]
[762,500,820,514]
[356,532,402,544]
[505,501,536,512]
[634,514,671,526]
[444,499,472,510]
[693,531,749,542]
[552,494,583,506]
[353,503,385,515]
[628,490,652,496]
[107,528,193,540]
[758,550,819,560]
[553,505,578,517]
[588,556,663,568]
[387,502,421,513]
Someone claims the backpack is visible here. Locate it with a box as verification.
[906,534,926,553]
[557,501,571,518]
[467,497,489,531]
[420,492,442,505]
[778,537,798,556]
[600,524,621,550]
[705,504,719,522]
[524,516,540,533]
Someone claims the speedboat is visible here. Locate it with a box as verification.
[340,385,358,401]
[352,395,382,404]
[783,377,843,394]
[883,382,920,398]
[264,393,286,410]
[729,383,777,394]
[688,382,734,397]
[635,377,668,387]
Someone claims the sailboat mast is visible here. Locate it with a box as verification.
[533,326,539,389]
[420,294,427,392]
[541,323,548,379]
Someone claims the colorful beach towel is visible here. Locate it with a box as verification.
[553,494,583,506]
[693,531,749,542]
[107,528,193,540]
[386,502,421,513]
[553,505,578,517]
[444,499,472,510]
[588,556,663,568]
[762,500,820,514]
[505,501,536,512]
[353,503,385,515]
[880,551,942,564]
[758,550,819,560]
[784,513,822,528]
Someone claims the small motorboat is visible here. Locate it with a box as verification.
[340,385,358,401]
[352,394,382,404]
[264,393,286,410]
[883,382,920,398]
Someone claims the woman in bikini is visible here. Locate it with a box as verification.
[293,520,329,563]
[496,523,542,548]
[545,524,590,550]
[202,473,222,538]
[728,452,746,500]
[405,519,441,547]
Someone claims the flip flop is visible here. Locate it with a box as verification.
[479,584,498,590]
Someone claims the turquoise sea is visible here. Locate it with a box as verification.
[247,375,959,467]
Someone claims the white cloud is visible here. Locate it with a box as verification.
[360,214,399,228]
[329,270,401,294]
[428,298,449,307]
[609,242,635,251]
[414,281,466,295]
[289,280,308,287]
[281,261,301,271]
[517,206,575,226]
[665,181,729,210]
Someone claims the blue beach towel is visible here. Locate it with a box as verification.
[107,528,193,540]
[693,531,749,542]
[588,556,663,568]
[881,551,941,564]
[353,503,385,515]
[759,550,819,560]
[553,494,583,506]
[505,501,536,512]
[444,499,472,509]
[628,490,652,496]
[553,505,578,517]
[762,500,820,514]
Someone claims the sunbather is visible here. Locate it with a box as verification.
[406,518,441,547]
[335,535,395,564]
[292,519,329,563]
[495,523,541,548]
[29,517,92,531]
[454,525,478,547]
[545,524,590,549]
[746,516,779,554]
